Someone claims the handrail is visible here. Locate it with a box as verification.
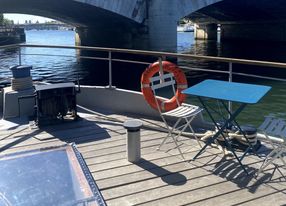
[16,43,286,69]
[2,43,286,82]
[0,44,19,49]
[0,43,285,69]
[1,43,286,114]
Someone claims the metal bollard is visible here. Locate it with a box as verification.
[123,119,143,163]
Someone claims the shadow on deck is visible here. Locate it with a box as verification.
[0,111,285,205]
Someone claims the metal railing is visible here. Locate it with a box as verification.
[1,43,286,114]
[1,43,286,86]
[1,43,286,87]
[18,44,286,80]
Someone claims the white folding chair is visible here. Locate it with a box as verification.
[150,73,203,160]
[257,116,286,178]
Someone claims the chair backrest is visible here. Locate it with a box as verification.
[149,73,179,112]
[259,116,286,140]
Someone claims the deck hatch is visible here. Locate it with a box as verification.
[0,144,105,206]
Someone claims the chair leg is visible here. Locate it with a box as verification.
[157,130,171,150]
[170,118,199,160]
[157,117,189,160]
[257,148,284,177]
[174,116,202,148]
[170,133,185,160]
[157,114,203,161]
[186,117,202,148]
[157,118,181,150]
[280,153,286,167]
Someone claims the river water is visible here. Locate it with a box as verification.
[0,30,286,125]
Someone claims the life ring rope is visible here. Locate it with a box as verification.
[141,61,188,112]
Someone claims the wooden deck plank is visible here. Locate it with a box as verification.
[104,161,285,206]
[91,146,208,181]
[87,145,199,173]
[97,153,264,199]
[103,166,240,205]
[0,127,156,152]
[0,111,285,206]
[0,120,162,154]
[133,178,285,206]
[82,137,202,166]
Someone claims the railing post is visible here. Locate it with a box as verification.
[229,62,233,82]
[158,57,163,76]
[108,51,112,88]
[18,46,22,65]
[228,62,233,117]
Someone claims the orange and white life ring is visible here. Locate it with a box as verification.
[141,61,188,112]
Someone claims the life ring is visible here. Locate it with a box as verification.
[141,61,188,112]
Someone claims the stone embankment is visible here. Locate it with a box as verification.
[0,27,26,45]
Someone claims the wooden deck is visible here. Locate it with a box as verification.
[0,111,285,206]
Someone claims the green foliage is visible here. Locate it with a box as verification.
[3,19,14,25]
[0,14,14,26]
[0,14,4,25]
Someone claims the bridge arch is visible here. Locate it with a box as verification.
[0,0,145,26]
[187,0,286,42]
[175,0,223,19]
[0,0,224,51]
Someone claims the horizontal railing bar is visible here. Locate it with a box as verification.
[183,66,286,81]
[18,43,286,69]
[21,53,76,58]
[111,58,151,65]
[20,53,105,60]
[78,56,109,61]
[21,53,105,61]
[179,66,230,74]
[2,44,286,81]
[0,44,19,49]
[18,53,152,66]
[232,72,286,82]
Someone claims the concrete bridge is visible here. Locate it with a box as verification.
[189,0,286,43]
[1,0,286,52]
[1,0,223,51]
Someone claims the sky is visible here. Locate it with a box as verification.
[4,14,54,24]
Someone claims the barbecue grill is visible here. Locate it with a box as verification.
[34,83,78,126]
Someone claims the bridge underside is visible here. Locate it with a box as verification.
[0,0,142,27]
[0,0,182,52]
[1,0,151,50]
[3,0,286,50]
[189,0,286,42]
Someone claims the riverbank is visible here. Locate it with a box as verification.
[0,27,26,45]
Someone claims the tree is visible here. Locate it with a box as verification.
[3,19,14,25]
[0,14,4,25]
[0,14,14,26]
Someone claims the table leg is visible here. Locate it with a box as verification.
[220,101,260,160]
[193,97,249,175]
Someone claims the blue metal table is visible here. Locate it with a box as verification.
[182,79,271,175]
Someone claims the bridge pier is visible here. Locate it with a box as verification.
[75,22,176,52]
[145,0,177,52]
[220,22,286,42]
[194,23,217,40]
[75,0,178,52]
[75,25,134,48]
